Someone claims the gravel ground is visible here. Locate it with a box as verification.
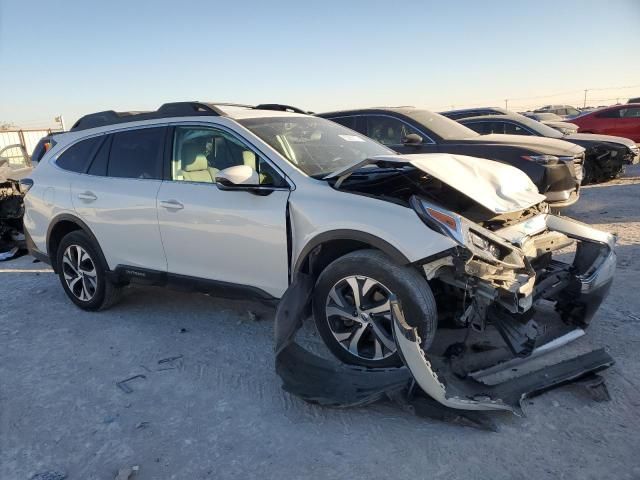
[1,166,640,480]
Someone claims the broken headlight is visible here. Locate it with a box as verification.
[469,231,503,260]
[410,196,524,268]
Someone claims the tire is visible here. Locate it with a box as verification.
[312,249,437,368]
[56,231,122,311]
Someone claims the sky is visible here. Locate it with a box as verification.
[1,0,639,129]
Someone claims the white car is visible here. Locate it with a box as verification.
[23,102,616,410]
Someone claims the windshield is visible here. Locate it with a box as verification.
[238,116,394,177]
[402,110,480,140]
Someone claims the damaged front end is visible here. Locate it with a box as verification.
[0,179,27,261]
[275,155,616,421]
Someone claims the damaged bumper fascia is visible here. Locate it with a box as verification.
[418,205,616,326]
[0,179,26,260]
[274,209,616,414]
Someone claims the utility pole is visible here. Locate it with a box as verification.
[583,89,588,108]
[505,99,509,110]
[54,115,65,131]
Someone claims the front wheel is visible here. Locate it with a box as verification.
[312,249,438,368]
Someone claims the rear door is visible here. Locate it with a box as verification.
[155,124,290,298]
[69,126,168,271]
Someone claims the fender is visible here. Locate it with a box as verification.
[293,229,411,274]
[46,213,109,273]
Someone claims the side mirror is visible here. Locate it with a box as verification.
[402,133,423,145]
[215,165,259,187]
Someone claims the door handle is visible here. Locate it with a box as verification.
[159,199,184,210]
[77,191,97,202]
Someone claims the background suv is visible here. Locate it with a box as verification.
[318,107,585,208]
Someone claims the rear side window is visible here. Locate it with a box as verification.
[596,109,621,119]
[56,137,100,173]
[463,122,487,134]
[620,108,640,118]
[108,128,165,179]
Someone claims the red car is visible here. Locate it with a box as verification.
[568,104,640,142]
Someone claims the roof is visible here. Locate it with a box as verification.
[70,102,311,131]
[319,106,421,117]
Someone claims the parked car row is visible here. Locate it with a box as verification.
[319,107,585,208]
[440,108,639,184]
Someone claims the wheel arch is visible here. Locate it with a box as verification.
[46,214,107,273]
[293,229,411,279]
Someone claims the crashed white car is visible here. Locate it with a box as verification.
[0,144,32,260]
[23,103,615,414]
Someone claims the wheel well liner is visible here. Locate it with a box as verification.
[293,230,410,277]
[46,214,107,273]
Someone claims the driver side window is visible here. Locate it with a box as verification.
[365,116,421,146]
[171,126,285,186]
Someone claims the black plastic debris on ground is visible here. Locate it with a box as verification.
[273,272,615,431]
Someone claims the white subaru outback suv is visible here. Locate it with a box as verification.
[23,102,616,384]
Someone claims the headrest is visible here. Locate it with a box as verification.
[242,150,257,169]
[183,153,209,172]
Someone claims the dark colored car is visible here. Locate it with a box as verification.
[317,107,585,208]
[568,104,640,142]
[30,133,62,166]
[441,107,579,135]
[456,112,639,184]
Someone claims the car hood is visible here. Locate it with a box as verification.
[564,133,637,149]
[445,134,584,156]
[325,153,546,214]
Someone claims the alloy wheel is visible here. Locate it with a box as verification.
[325,275,396,361]
[62,245,98,301]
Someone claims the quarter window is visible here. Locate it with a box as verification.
[365,116,422,146]
[107,128,165,179]
[56,137,100,173]
[87,135,111,176]
[330,116,357,130]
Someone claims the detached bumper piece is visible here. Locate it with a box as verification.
[274,274,615,431]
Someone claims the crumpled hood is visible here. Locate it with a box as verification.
[326,153,546,214]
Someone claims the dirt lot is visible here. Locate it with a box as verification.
[2,166,640,480]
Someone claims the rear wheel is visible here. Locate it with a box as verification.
[313,249,437,368]
[56,231,122,311]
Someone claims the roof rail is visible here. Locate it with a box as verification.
[70,101,224,131]
[254,104,312,114]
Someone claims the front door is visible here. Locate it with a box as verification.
[364,115,438,154]
[156,125,290,298]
